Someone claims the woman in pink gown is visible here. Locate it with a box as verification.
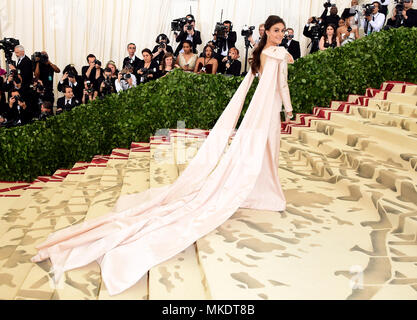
[32,15,294,296]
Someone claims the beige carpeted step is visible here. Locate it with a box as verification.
[98,143,151,300]
[51,151,130,300]
[148,135,208,300]
[14,161,104,300]
[0,165,89,300]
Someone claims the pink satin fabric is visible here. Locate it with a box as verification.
[32,46,293,296]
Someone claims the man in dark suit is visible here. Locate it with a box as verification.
[321,3,341,28]
[6,89,33,126]
[123,43,142,74]
[174,14,202,56]
[57,64,83,101]
[303,17,325,54]
[56,86,80,114]
[9,45,33,90]
[388,0,417,28]
[280,28,301,60]
[213,20,237,59]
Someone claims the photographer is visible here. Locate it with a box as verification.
[248,24,265,48]
[29,79,54,117]
[123,43,142,74]
[56,86,80,113]
[82,80,98,104]
[8,45,33,90]
[220,47,241,77]
[33,51,60,96]
[363,1,385,35]
[58,64,83,101]
[115,65,137,92]
[82,54,103,90]
[321,2,341,28]
[304,17,325,54]
[7,89,33,126]
[37,101,53,121]
[341,0,361,24]
[388,0,417,28]
[280,28,301,60]
[213,20,237,61]
[174,14,202,56]
[105,61,119,82]
[98,68,116,97]
[152,34,174,66]
[137,49,159,84]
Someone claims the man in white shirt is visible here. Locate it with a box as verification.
[363,1,386,35]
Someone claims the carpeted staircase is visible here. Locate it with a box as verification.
[0,81,416,300]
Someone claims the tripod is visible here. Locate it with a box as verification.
[241,36,253,76]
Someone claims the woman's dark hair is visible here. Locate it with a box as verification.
[203,45,213,58]
[156,34,170,44]
[86,54,96,62]
[249,15,285,75]
[142,48,152,56]
[182,40,193,51]
[160,52,175,71]
[325,24,337,45]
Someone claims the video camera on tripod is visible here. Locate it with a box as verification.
[171,16,194,32]
[0,37,20,66]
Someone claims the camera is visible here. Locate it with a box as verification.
[31,51,49,64]
[214,22,229,39]
[363,3,376,17]
[94,60,102,66]
[241,25,255,38]
[311,16,319,24]
[171,16,194,32]
[324,0,333,8]
[86,81,94,94]
[0,37,20,65]
[120,72,131,81]
[13,95,24,103]
[311,25,322,40]
[9,69,21,84]
[158,42,166,50]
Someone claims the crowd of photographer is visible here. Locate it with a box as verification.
[1,2,416,129]
[0,14,250,129]
[303,0,417,54]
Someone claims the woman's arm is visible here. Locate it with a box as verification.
[319,37,325,51]
[211,60,218,74]
[336,37,340,47]
[278,58,293,116]
[194,58,202,73]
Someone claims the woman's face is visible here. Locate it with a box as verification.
[143,52,152,63]
[229,49,238,60]
[107,64,116,74]
[165,56,173,67]
[265,22,286,46]
[338,19,345,28]
[205,47,213,58]
[326,26,335,36]
[183,43,191,54]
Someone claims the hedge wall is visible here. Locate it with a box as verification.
[1,27,416,182]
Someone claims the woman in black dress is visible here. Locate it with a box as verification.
[137,49,159,84]
[152,34,174,66]
[194,45,218,75]
[319,24,340,50]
